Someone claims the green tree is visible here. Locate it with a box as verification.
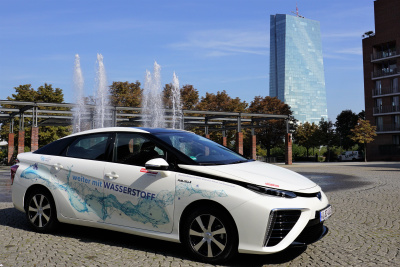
[162,83,174,109]
[37,83,64,103]
[180,85,199,110]
[316,118,337,162]
[358,110,365,120]
[196,90,248,146]
[0,84,70,149]
[350,119,377,162]
[335,110,359,150]
[8,84,37,101]
[196,90,247,112]
[109,81,142,107]
[248,96,293,158]
[293,122,319,157]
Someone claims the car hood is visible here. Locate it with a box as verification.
[178,161,320,193]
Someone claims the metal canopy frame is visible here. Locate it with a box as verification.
[0,100,290,133]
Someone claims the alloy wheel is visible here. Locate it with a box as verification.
[188,214,228,258]
[27,194,52,228]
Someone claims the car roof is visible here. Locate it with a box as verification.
[64,127,191,139]
[136,127,192,134]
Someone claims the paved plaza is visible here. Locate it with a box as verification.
[0,162,399,266]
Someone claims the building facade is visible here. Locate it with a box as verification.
[362,0,400,161]
[270,14,328,124]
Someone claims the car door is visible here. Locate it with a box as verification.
[53,132,111,222]
[102,132,176,233]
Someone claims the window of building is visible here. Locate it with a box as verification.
[388,42,396,57]
[376,117,383,131]
[391,78,398,92]
[393,115,400,129]
[373,42,396,59]
[377,61,398,76]
[389,61,397,73]
[375,98,383,111]
[393,135,400,145]
[375,80,382,95]
[393,96,399,112]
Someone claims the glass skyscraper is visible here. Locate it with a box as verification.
[270,14,328,124]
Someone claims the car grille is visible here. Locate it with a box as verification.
[264,210,301,247]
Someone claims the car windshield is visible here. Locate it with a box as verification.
[154,132,249,165]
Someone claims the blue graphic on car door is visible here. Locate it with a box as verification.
[101,161,176,233]
[21,162,228,232]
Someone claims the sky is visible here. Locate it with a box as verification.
[0,0,375,122]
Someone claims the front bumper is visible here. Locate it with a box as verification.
[291,221,329,247]
[233,192,331,255]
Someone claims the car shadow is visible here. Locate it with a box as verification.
[345,163,400,170]
[296,172,373,193]
[0,206,308,266]
[227,246,307,266]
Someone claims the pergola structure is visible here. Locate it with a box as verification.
[0,100,293,165]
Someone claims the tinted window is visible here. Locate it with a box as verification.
[114,133,164,166]
[33,137,74,156]
[66,133,110,161]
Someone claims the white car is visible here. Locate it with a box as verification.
[11,127,331,263]
[338,151,362,161]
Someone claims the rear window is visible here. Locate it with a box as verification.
[33,137,74,156]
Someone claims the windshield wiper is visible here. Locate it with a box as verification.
[198,162,224,166]
[229,160,249,164]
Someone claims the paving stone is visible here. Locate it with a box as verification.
[0,162,399,266]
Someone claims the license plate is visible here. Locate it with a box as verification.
[319,205,332,222]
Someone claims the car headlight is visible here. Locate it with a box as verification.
[247,184,297,198]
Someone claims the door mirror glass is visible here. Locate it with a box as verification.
[145,158,169,171]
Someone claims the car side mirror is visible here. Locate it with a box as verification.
[145,158,169,171]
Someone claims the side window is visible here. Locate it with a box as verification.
[66,133,110,161]
[33,137,74,156]
[114,133,164,166]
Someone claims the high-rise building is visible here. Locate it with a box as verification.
[362,0,400,161]
[270,14,328,124]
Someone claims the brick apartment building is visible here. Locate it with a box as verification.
[362,0,400,161]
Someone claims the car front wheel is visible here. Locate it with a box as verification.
[182,206,238,264]
[26,189,57,232]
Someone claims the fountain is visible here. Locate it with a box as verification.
[72,54,86,133]
[171,72,183,129]
[141,61,166,128]
[73,56,183,130]
[94,53,111,128]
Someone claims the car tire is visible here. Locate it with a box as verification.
[25,188,58,233]
[181,206,238,264]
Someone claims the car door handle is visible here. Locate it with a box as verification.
[105,172,119,180]
[53,163,63,171]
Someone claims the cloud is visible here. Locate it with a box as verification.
[171,29,269,57]
[335,47,362,55]
[322,31,364,39]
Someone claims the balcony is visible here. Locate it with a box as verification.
[371,49,400,62]
[372,87,400,97]
[376,124,400,133]
[372,68,400,80]
[373,105,400,115]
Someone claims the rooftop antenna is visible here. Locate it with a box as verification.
[291,3,305,18]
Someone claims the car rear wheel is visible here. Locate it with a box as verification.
[182,206,238,264]
[26,189,57,232]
